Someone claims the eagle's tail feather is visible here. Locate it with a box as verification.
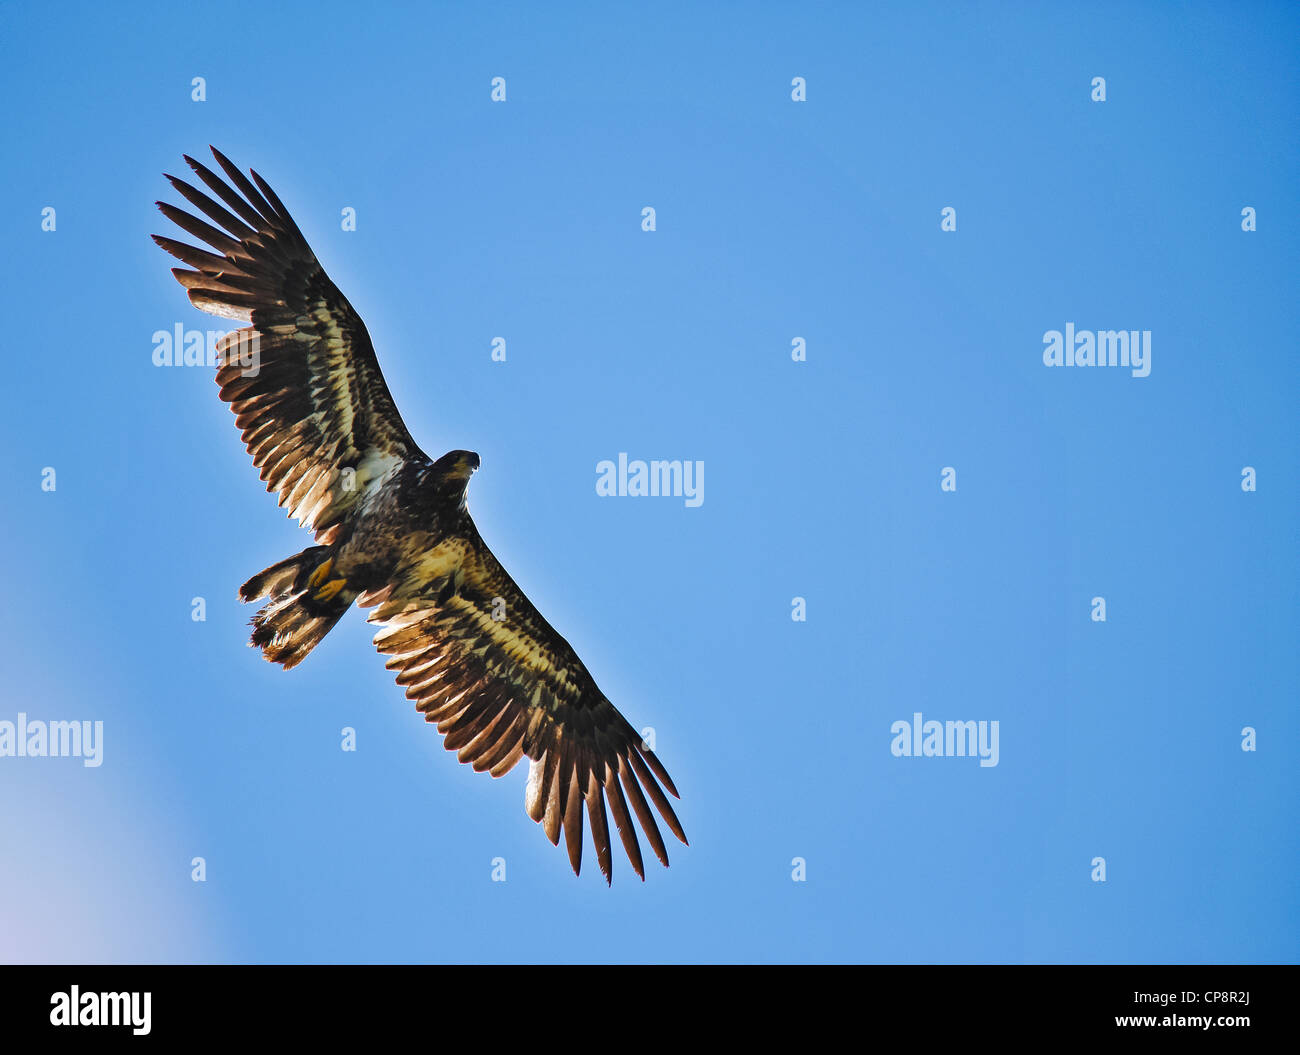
[240,546,355,670]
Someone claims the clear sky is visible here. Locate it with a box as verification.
[0,0,1296,963]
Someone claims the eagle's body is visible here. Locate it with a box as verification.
[154,147,685,883]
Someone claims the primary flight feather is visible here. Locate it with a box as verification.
[153,147,686,883]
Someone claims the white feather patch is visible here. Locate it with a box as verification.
[355,448,402,496]
[525,751,547,817]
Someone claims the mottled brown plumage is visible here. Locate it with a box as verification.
[154,147,686,882]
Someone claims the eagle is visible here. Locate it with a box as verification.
[153,147,686,883]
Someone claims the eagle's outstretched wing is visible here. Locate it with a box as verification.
[362,525,688,884]
[152,146,423,543]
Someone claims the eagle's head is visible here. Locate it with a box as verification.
[430,449,480,509]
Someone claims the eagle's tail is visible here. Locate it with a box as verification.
[239,546,356,670]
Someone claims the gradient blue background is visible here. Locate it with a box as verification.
[1,0,1295,963]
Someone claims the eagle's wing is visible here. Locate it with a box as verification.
[153,147,423,543]
[363,524,687,884]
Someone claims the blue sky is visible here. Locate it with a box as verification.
[0,0,1295,963]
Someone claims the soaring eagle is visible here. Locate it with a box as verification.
[154,147,686,883]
